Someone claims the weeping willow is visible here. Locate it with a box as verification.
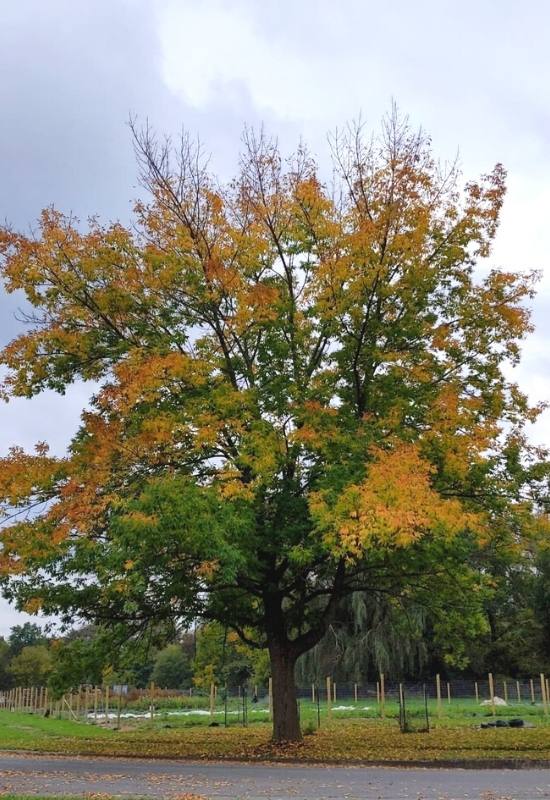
[295,592,428,685]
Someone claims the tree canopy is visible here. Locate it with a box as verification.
[8,644,52,686]
[151,643,192,689]
[0,111,548,741]
[8,623,46,656]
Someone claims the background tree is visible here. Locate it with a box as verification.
[0,637,12,690]
[47,627,108,694]
[8,644,52,686]
[8,623,46,656]
[48,624,163,694]
[0,110,547,741]
[151,643,192,689]
[193,622,269,690]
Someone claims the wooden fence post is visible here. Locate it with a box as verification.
[541,674,547,714]
[541,674,548,715]
[488,673,496,717]
[447,681,451,705]
[354,683,358,703]
[210,682,215,719]
[311,683,315,703]
[268,677,273,720]
[474,681,479,704]
[516,680,521,703]
[436,674,442,718]
[149,681,155,721]
[326,676,332,718]
[380,673,385,719]
[530,678,535,704]
[332,681,336,703]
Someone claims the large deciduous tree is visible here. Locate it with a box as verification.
[0,112,547,741]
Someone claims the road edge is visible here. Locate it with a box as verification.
[1,749,550,770]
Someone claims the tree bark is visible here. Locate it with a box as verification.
[269,640,301,742]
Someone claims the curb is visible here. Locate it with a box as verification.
[2,750,550,770]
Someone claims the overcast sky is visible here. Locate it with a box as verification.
[1,0,549,636]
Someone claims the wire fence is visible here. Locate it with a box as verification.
[295,676,545,704]
[2,673,550,729]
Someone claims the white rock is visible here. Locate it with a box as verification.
[480,696,507,706]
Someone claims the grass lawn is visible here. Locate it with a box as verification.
[2,709,550,764]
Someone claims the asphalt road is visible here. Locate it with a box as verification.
[1,753,550,799]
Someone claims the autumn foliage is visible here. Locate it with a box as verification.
[0,111,546,741]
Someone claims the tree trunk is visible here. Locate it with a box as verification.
[269,641,301,742]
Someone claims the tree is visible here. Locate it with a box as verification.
[8,623,46,656]
[0,110,547,741]
[9,644,52,686]
[151,644,192,689]
[47,626,109,694]
[193,622,269,689]
[296,592,430,684]
[48,624,166,693]
[0,637,12,689]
